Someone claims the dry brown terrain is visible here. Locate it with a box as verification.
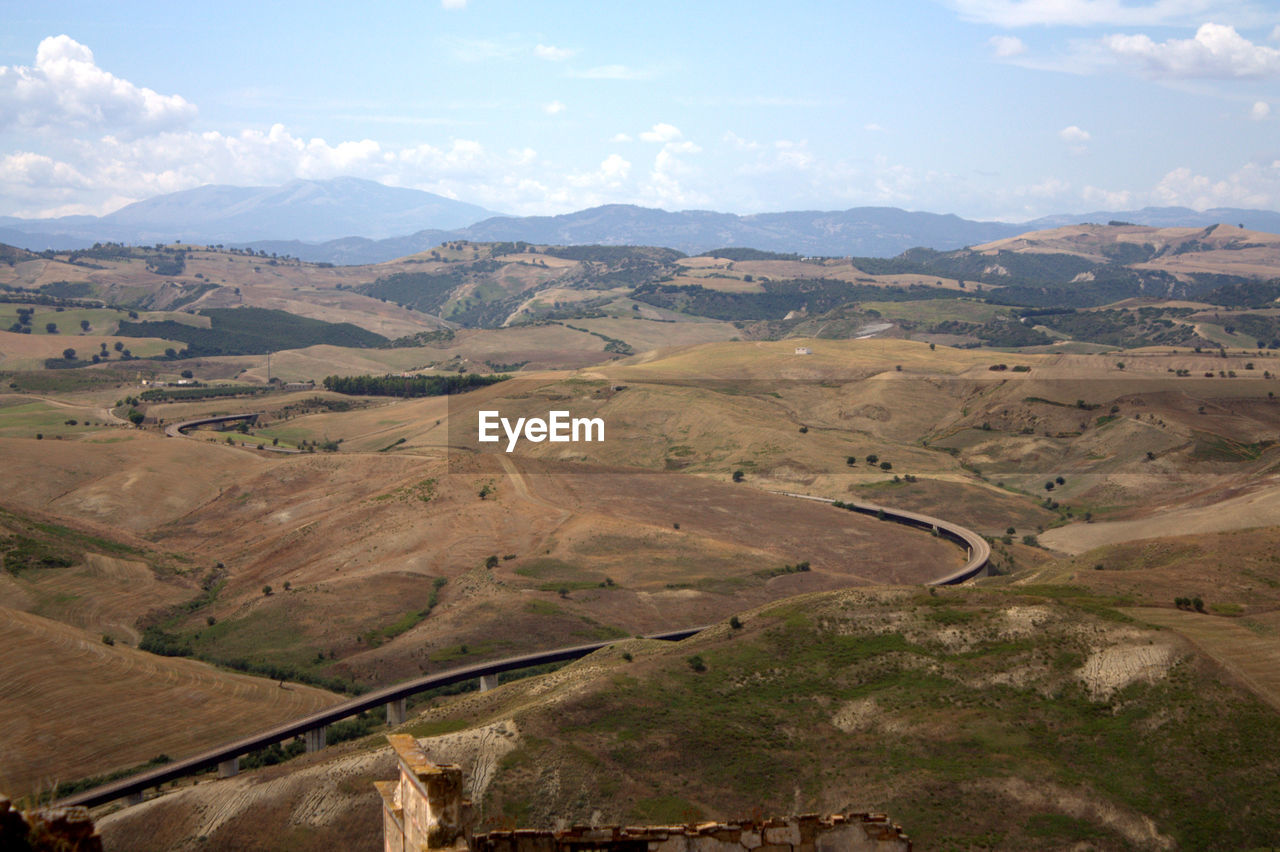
[1123,606,1280,711]
[974,222,1280,280]
[0,606,342,795]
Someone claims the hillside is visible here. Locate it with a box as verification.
[5,223,1280,369]
[94,583,1280,851]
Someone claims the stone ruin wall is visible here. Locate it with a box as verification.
[379,735,911,852]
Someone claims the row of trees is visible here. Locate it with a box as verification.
[322,372,508,397]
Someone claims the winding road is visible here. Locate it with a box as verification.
[56,439,990,810]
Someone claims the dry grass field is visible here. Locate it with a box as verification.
[1123,606,1280,711]
[974,222,1280,280]
[0,329,179,370]
[0,606,342,796]
[6,332,1280,829]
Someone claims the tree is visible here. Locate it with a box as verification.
[45,322,58,334]
[732,470,745,482]
[846,456,857,466]
[180,369,193,379]
[114,341,124,352]
[62,348,76,360]
[866,454,879,464]
[263,585,273,596]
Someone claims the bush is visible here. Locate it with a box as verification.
[686,655,706,673]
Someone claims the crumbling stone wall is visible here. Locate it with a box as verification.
[472,815,909,852]
[379,734,471,852]
[0,795,103,852]
[377,737,910,852]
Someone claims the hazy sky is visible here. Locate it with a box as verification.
[3,1,1280,221]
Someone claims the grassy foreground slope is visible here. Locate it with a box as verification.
[96,585,1280,852]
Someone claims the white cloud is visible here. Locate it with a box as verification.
[735,139,816,175]
[1151,161,1280,208]
[543,100,566,115]
[773,140,813,170]
[989,35,1028,57]
[639,123,682,143]
[567,153,631,190]
[1082,184,1135,208]
[643,146,708,208]
[723,131,760,149]
[1025,177,1072,197]
[665,140,702,154]
[569,64,653,80]
[864,122,886,132]
[1059,125,1092,143]
[444,37,521,62]
[610,132,633,142]
[1252,99,1271,118]
[534,44,575,61]
[1102,23,1280,78]
[0,35,195,134]
[949,0,1252,28]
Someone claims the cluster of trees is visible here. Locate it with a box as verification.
[322,372,508,397]
[118,307,386,357]
[633,277,951,321]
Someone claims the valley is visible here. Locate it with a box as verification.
[3,225,1280,850]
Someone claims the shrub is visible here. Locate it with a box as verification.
[686,655,706,672]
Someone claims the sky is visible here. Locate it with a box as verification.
[2,0,1280,222]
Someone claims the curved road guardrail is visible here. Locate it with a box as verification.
[56,479,988,808]
[164,412,263,439]
[769,491,990,586]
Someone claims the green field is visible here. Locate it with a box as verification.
[0,399,113,437]
[860,298,1010,324]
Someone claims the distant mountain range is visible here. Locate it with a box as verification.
[0,177,498,248]
[5,177,1280,263]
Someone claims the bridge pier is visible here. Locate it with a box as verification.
[126,791,144,806]
[479,674,499,692]
[218,757,239,778]
[305,726,328,753]
[386,698,407,727]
